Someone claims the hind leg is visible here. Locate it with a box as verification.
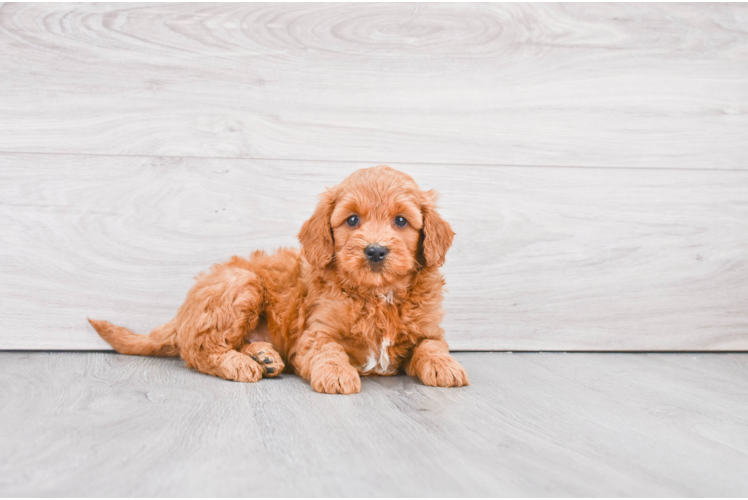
[240,342,285,378]
[195,348,265,383]
[183,331,268,383]
[177,262,267,383]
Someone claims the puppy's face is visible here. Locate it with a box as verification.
[329,182,423,289]
[299,166,454,291]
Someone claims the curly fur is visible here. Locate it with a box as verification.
[89,165,468,394]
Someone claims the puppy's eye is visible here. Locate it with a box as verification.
[394,216,407,227]
[346,214,360,227]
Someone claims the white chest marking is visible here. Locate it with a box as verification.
[363,339,392,374]
[380,290,395,305]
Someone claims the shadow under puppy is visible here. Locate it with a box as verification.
[90,165,468,394]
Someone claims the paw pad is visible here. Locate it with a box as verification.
[241,343,285,378]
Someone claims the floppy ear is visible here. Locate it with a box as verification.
[420,189,454,268]
[298,188,337,268]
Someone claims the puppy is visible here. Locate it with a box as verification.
[90,165,468,394]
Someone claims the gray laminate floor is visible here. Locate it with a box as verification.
[1,352,747,497]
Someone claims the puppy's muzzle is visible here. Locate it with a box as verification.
[365,244,389,265]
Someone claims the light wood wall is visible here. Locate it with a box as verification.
[1,3,746,350]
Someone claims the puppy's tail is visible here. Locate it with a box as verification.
[88,318,179,357]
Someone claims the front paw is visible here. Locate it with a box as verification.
[415,355,469,388]
[310,361,362,395]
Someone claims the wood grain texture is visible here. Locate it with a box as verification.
[2,153,747,351]
[1,352,747,496]
[0,3,746,168]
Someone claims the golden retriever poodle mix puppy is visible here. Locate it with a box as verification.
[89,165,468,394]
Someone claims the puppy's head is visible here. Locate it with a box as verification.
[299,165,454,289]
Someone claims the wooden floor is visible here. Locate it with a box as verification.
[1,352,747,497]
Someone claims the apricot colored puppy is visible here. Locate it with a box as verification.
[90,165,468,394]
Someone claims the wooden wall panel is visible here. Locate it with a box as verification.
[0,3,746,168]
[2,154,747,350]
[1,4,746,351]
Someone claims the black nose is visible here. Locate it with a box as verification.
[365,244,389,263]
